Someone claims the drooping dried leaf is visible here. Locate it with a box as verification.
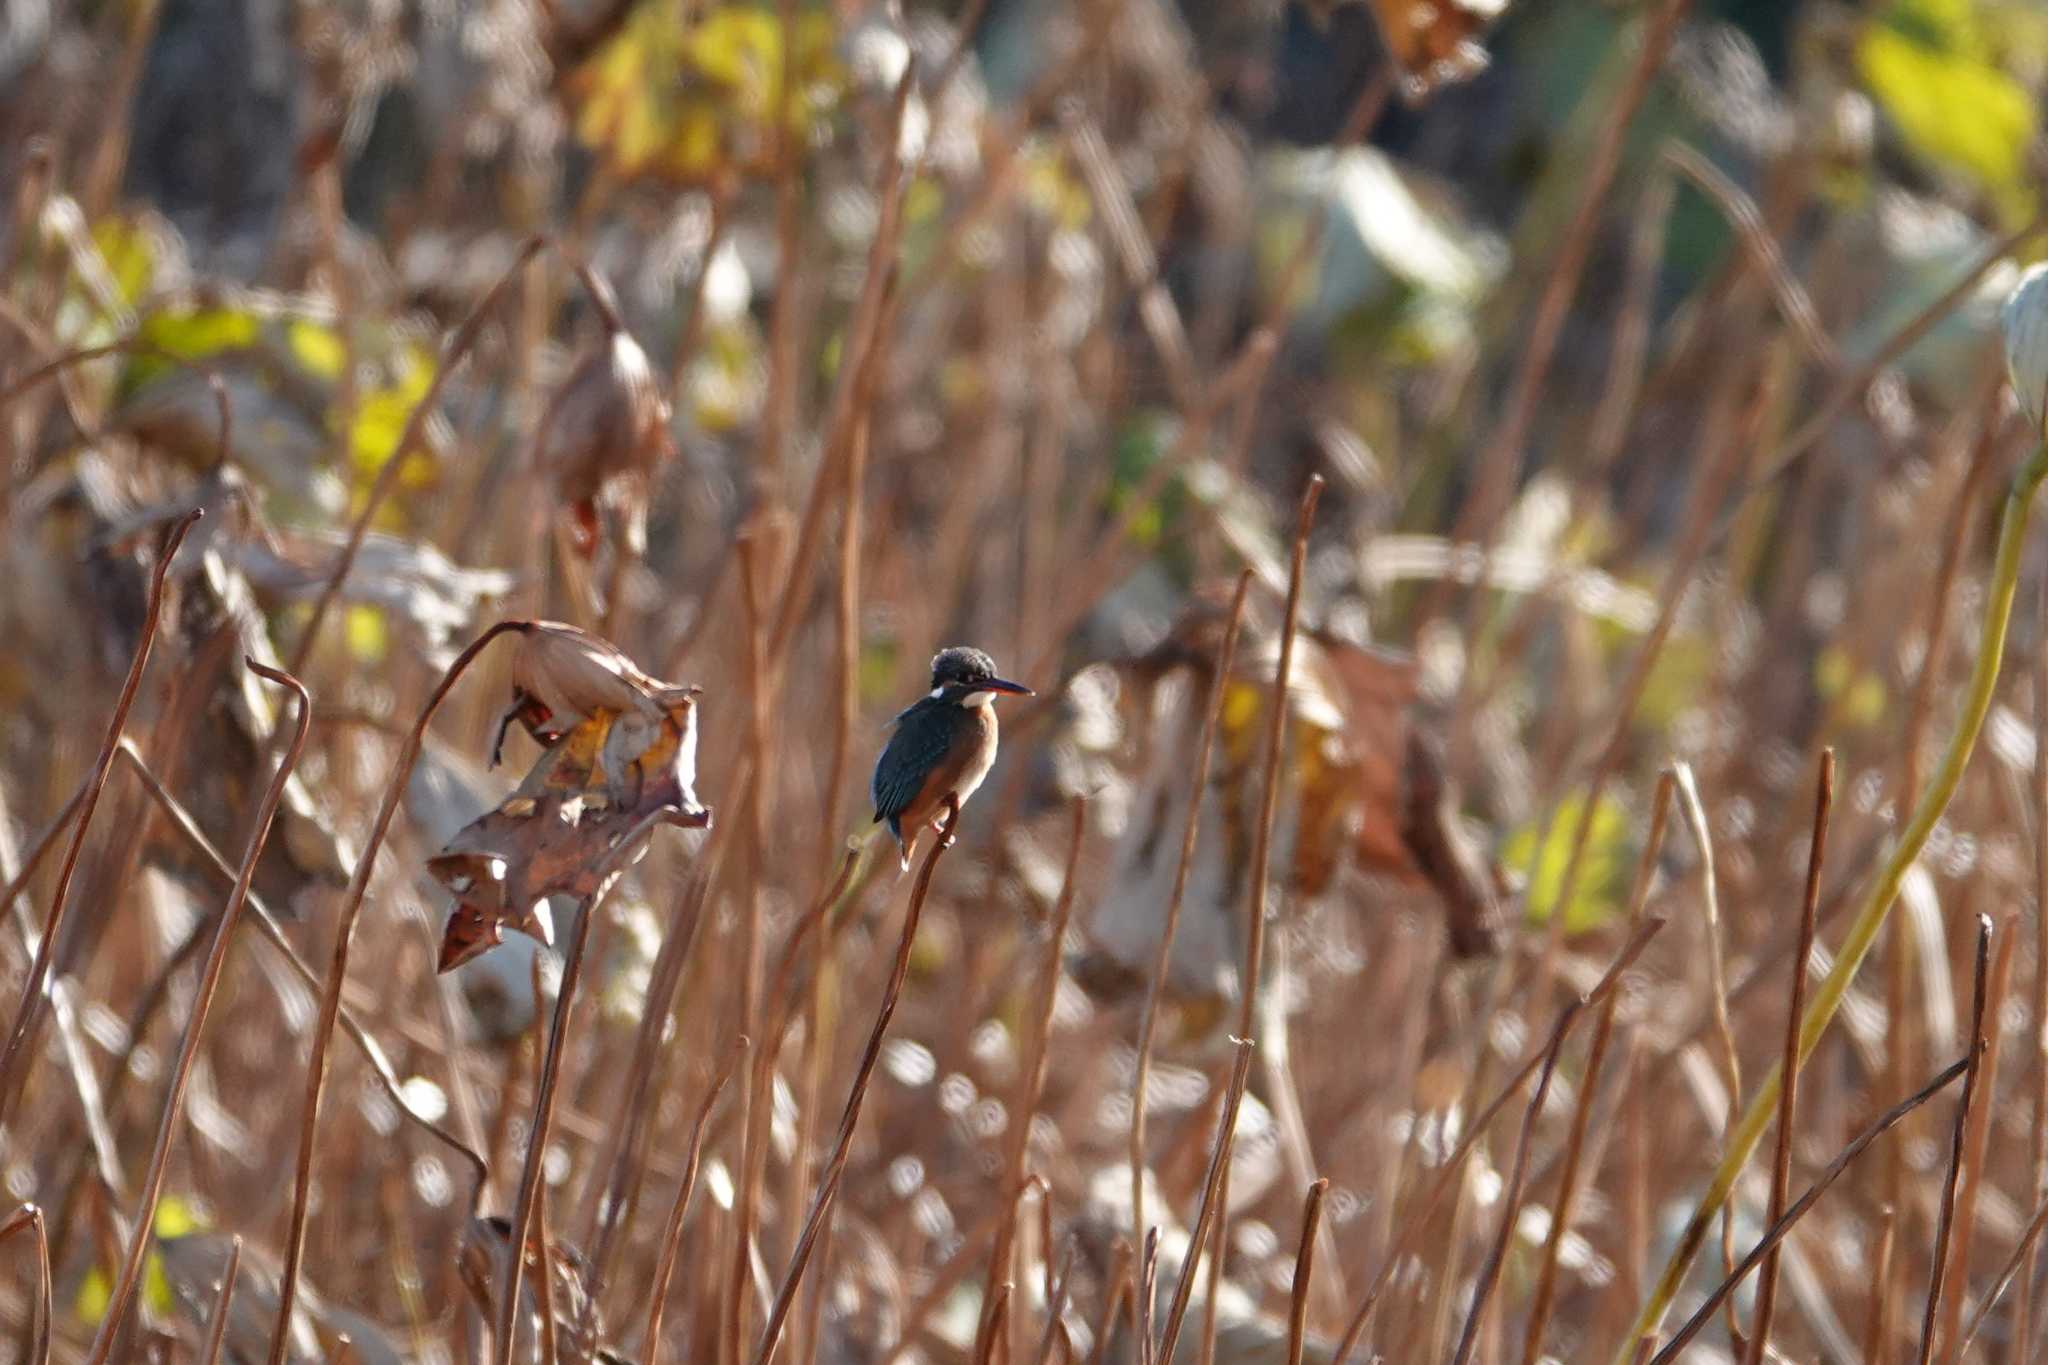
[536,309,672,559]
[432,649,708,971]
[1087,589,1501,1004]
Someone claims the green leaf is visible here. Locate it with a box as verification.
[1504,790,1632,934]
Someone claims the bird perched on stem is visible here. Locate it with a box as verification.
[872,647,1034,869]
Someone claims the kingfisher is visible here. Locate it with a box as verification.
[872,646,1034,869]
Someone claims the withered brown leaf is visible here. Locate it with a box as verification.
[433,681,709,973]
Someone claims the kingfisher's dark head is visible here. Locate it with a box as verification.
[928,646,1034,706]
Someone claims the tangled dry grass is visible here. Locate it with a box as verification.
[3,0,2048,1362]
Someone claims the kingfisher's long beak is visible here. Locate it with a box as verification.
[982,678,1034,697]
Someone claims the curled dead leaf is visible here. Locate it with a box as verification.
[435,630,709,971]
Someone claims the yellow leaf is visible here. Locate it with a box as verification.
[346,605,390,663]
[73,1197,206,1324]
[1857,10,2037,199]
[90,216,156,307]
[140,307,261,361]
[287,319,348,380]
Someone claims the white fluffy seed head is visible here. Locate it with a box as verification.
[2002,261,2048,437]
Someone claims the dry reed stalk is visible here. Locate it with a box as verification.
[1428,0,1694,631]
[286,236,546,677]
[1912,909,1989,1365]
[0,1204,51,1365]
[723,534,773,1365]
[580,863,719,1319]
[2024,576,2048,1359]
[1742,750,1833,1365]
[976,801,1087,1355]
[1724,210,2048,530]
[1659,144,1837,371]
[1954,1183,2048,1356]
[748,798,963,1365]
[976,1284,1014,1365]
[764,74,911,666]
[1032,1237,1078,1365]
[0,508,198,1126]
[105,740,487,1189]
[1877,384,2004,1349]
[1527,352,1771,1018]
[1155,1038,1255,1365]
[1930,912,2015,1364]
[1285,1179,1329,1365]
[1618,438,2048,1360]
[1669,761,1743,1323]
[1127,571,1250,1275]
[85,660,308,1365]
[1649,1051,1974,1363]
[1081,1238,1133,1365]
[528,954,564,1365]
[1138,1229,1161,1365]
[1189,479,1319,1365]
[270,617,532,1365]
[1519,773,1676,1364]
[645,1035,746,1365]
[727,843,864,1363]
[878,1183,1031,1365]
[1450,1000,1576,1365]
[493,806,693,1365]
[198,1235,241,1365]
[1331,914,1666,1363]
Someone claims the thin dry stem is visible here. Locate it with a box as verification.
[1519,774,1677,1365]
[285,235,547,677]
[978,801,1087,1352]
[198,1235,241,1365]
[749,797,963,1365]
[1333,914,1667,1363]
[1451,1001,1577,1365]
[270,617,533,1365]
[1919,918,1994,1365]
[1155,1037,1255,1365]
[645,1036,746,1365]
[0,1205,52,1365]
[0,508,200,1126]
[1649,1053,1973,1363]
[1285,1179,1329,1365]
[1743,749,1834,1365]
[493,806,695,1365]
[86,659,309,1365]
[1128,570,1251,1343]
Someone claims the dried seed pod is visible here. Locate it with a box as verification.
[2004,261,2048,436]
[506,619,699,739]
[536,316,672,557]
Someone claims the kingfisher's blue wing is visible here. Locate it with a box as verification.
[872,701,951,825]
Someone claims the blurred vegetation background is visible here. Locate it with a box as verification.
[3,0,2048,1361]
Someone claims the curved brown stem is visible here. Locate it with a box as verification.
[285,236,548,677]
[748,797,962,1365]
[493,806,697,1365]
[645,1035,747,1365]
[0,509,200,1126]
[269,618,533,1365]
[0,1204,52,1364]
[85,660,309,1364]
